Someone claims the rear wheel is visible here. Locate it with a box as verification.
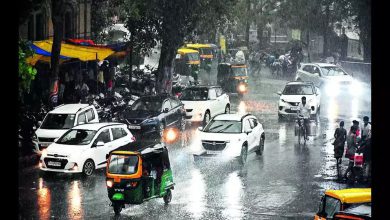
[113,202,123,215]
[239,145,248,165]
[256,136,265,155]
[163,189,172,204]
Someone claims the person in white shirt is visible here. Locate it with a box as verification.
[297,96,313,140]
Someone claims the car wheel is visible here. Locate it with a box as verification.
[203,111,211,126]
[180,116,186,131]
[82,159,95,176]
[163,189,172,204]
[225,105,230,114]
[239,145,248,165]
[113,202,123,215]
[256,136,265,155]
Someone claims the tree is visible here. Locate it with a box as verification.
[18,40,38,100]
[18,0,46,25]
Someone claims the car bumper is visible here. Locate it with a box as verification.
[278,106,318,116]
[40,167,81,173]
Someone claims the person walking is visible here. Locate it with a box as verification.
[333,121,347,164]
[343,125,359,180]
[359,116,371,181]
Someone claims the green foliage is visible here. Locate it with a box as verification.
[18,40,37,96]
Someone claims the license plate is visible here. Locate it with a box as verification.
[207,150,221,155]
[290,106,299,111]
[128,125,141,129]
[48,161,61,167]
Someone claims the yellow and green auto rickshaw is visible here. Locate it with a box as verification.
[106,142,174,215]
[175,48,200,80]
[315,188,371,220]
[217,62,249,98]
[185,43,214,70]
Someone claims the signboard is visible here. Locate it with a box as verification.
[292,29,301,40]
[219,35,226,54]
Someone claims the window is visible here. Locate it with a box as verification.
[95,129,111,143]
[312,66,321,75]
[77,113,87,125]
[162,100,172,111]
[112,127,127,140]
[57,129,97,145]
[282,85,314,95]
[40,114,75,129]
[108,154,139,175]
[203,120,242,133]
[170,98,181,108]
[249,118,258,128]
[180,88,208,101]
[85,109,95,122]
[322,196,341,218]
[243,119,251,132]
[216,88,223,97]
[303,65,313,73]
[209,89,217,100]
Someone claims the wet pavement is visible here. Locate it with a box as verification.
[19,67,371,219]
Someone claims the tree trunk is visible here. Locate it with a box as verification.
[257,24,264,49]
[323,4,330,57]
[245,0,251,48]
[156,43,176,94]
[306,30,311,63]
[49,0,65,107]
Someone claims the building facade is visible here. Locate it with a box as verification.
[19,0,92,41]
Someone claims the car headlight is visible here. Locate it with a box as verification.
[41,148,47,157]
[106,180,114,188]
[142,118,157,124]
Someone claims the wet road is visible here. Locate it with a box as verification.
[19,67,371,219]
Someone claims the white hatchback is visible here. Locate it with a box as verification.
[193,113,265,164]
[180,86,230,125]
[277,81,321,119]
[40,123,135,176]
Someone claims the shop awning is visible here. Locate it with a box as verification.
[29,39,115,62]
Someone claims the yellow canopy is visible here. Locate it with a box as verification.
[33,39,115,62]
[325,188,371,204]
[26,54,68,66]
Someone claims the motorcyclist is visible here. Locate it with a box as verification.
[297,96,313,140]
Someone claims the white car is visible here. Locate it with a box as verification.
[40,123,135,176]
[295,63,361,96]
[277,81,321,119]
[180,86,230,125]
[193,113,265,164]
[34,104,99,152]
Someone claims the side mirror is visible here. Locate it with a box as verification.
[37,121,42,127]
[78,121,85,125]
[198,127,203,131]
[96,141,105,147]
[53,138,59,143]
[245,129,252,134]
[311,106,315,111]
[276,91,282,96]
[163,108,169,113]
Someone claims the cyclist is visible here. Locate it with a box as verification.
[297,96,312,140]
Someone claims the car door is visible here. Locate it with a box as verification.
[76,112,87,126]
[85,108,96,123]
[92,128,112,168]
[215,87,226,114]
[300,65,313,81]
[208,88,219,117]
[243,118,256,150]
[110,126,133,149]
[249,117,262,145]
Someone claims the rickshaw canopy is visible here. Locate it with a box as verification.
[177,48,199,55]
[185,43,212,49]
[325,188,371,204]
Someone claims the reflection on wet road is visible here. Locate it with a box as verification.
[19,70,371,219]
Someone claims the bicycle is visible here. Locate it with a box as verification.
[296,115,308,145]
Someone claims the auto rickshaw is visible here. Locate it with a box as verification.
[314,188,371,220]
[217,63,249,98]
[184,43,214,70]
[106,142,175,214]
[333,204,371,220]
[175,48,200,81]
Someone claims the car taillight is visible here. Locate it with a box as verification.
[106,180,114,188]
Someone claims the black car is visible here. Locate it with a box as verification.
[118,94,186,138]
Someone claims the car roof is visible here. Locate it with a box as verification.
[185,85,221,89]
[50,104,90,114]
[302,62,337,67]
[72,122,125,131]
[213,113,252,121]
[286,81,314,86]
[325,188,371,204]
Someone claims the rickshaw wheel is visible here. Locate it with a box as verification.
[163,189,172,204]
[113,202,123,215]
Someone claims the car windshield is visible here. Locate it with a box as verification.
[57,129,97,145]
[232,67,247,76]
[185,53,200,62]
[320,66,348,76]
[283,85,314,95]
[200,48,212,55]
[322,196,342,219]
[203,120,242,133]
[130,98,162,112]
[108,154,139,175]
[40,113,76,129]
[180,88,208,101]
